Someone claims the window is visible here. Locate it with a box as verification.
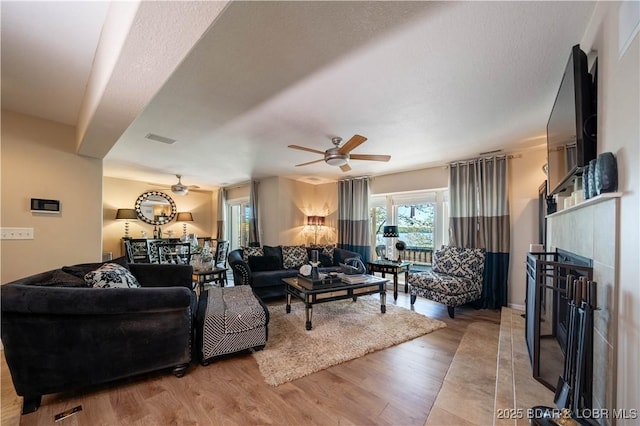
[370,190,448,265]
[227,198,250,251]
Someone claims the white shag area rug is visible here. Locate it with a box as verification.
[252,296,447,386]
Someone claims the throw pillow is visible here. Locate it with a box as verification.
[241,246,264,263]
[62,256,130,278]
[248,255,281,272]
[262,245,283,269]
[310,244,336,266]
[281,245,309,269]
[84,263,141,289]
[35,270,88,287]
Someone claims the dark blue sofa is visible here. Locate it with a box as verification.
[228,245,361,300]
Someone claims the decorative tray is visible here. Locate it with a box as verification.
[296,273,344,289]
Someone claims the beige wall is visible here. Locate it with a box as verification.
[103,176,215,258]
[255,177,339,247]
[371,166,448,194]
[580,1,640,417]
[1,110,103,283]
[508,149,548,308]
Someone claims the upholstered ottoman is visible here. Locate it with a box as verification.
[196,285,269,365]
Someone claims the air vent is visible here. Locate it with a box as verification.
[479,149,503,156]
[145,133,176,145]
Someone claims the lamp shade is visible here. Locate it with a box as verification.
[307,216,325,226]
[383,225,399,237]
[176,212,193,222]
[115,208,137,220]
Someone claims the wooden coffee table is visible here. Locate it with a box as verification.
[282,275,388,330]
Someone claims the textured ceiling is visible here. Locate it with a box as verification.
[1,1,596,190]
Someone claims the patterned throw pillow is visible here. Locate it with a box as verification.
[433,246,485,278]
[241,246,264,263]
[281,245,309,269]
[85,263,140,288]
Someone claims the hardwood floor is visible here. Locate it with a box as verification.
[1,290,501,425]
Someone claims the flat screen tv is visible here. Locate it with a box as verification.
[546,44,597,195]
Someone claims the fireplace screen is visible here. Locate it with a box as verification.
[525,250,592,393]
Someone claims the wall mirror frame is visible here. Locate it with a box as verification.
[134,191,177,225]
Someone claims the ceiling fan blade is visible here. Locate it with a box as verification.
[288,145,326,155]
[349,154,391,162]
[338,134,367,154]
[340,164,352,172]
[295,159,325,167]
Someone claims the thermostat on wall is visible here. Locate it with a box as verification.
[31,198,60,213]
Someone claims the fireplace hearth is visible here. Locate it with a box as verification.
[525,250,593,406]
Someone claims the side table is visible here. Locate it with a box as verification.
[367,260,412,300]
[193,267,227,294]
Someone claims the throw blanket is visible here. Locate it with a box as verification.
[206,286,266,334]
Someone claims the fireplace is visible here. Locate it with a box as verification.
[525,250,593,394]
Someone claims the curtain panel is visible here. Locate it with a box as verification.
[216,187,226,240]
[449,156,510,309]
[248,180,261,246]
[337,177,371,261]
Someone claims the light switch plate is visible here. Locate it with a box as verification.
[1,227,34,240]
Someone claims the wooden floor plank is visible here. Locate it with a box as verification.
[2,292,500,425]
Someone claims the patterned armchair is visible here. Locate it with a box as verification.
[408,246,485,318]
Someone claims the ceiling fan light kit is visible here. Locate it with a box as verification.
[171,175,189,195]
[325,148,349,166]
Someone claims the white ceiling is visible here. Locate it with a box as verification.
[1,1,596,190]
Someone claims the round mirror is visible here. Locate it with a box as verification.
[134,191,177,225]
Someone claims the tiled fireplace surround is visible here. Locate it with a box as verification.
[547,194,620,422]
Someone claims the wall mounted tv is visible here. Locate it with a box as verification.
[546,44,597,195]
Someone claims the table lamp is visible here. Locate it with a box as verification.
[115,208,137,238]
[307,215,325,245]
[176,212,193,236]
[383,225,399,261]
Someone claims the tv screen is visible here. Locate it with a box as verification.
[546,44,596,195]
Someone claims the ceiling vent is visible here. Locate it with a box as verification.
[145,133,176,145]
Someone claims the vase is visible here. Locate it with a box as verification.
[582,167,590,199]
[595,152,617,195]
[588,159,597,198]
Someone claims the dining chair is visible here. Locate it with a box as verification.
[214,240,230,268]
[124,240,136,263]
[156,242,192,265]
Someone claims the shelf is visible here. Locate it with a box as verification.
[547,192,622,218]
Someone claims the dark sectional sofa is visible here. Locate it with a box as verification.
[228,245,361,300]
[0,258,196,414]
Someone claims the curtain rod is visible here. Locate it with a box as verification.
[447,153,522,167]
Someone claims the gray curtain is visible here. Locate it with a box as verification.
[449,156,510,309]
[216,187,226,240]
[338,177,371,261]
[248,180,261,246]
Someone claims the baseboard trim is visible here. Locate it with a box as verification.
[508,303,525,311]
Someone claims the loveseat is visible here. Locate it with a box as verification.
[408,246,486,318]
[228,245,361,300]
[0,258,196,414]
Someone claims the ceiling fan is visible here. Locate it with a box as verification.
[288,134,391,172]
[149,175,200,195]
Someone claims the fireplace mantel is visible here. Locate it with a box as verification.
[547,192,622,219]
